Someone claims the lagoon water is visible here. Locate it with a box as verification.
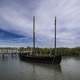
[0,54,80,80]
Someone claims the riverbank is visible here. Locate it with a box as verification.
[0,47,80,56]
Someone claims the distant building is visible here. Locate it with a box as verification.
[0,48,18,54]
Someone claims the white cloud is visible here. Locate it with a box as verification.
[0,0,80,47]
[35,0,80,47]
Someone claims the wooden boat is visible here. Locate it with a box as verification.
[19,16,62,64]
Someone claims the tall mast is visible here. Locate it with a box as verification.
[33,16,35,56]
[54,16,57,55]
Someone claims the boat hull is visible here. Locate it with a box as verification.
[19,54,62,64]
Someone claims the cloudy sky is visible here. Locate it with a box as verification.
[0,0,80,47]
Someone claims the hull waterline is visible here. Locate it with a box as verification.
[19,54,62,64]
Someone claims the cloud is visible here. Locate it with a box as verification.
[35,0,80,47]
[0,28,25,39]
[0,0,80,47]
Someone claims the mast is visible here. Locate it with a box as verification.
[54,16,57,55]
[33,16,35,56]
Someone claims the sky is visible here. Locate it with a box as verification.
[0,0,80,48]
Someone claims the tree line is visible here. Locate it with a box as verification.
[19,47,80,56]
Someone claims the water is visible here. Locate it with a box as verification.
[0,54,80,80]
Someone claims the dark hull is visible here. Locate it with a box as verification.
[19,54,62,64]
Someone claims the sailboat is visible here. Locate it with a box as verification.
[19,16,62,64]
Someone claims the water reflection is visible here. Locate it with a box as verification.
[1,54,80,80]
[29,63,64,80]
[0,54,18,61]
[0,54,64,80]
[0,54,8,61]
[61,57,80,80]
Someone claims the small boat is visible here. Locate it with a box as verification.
[19,16,62,64]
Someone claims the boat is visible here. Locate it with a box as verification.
[19,16,62,64]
